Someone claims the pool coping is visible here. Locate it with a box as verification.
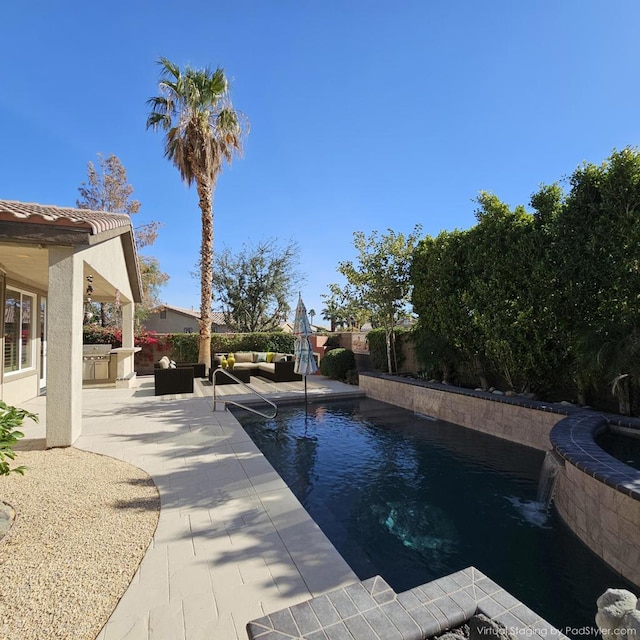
[550,411,640,502]
[246,566,568,640]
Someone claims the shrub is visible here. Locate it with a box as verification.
[0,401,38,476]
[210,332,295,355]
[82,325,160,349]
[83,325,121,346]
[168,333,199,362]
[345,369,359,385]
[320,348,356,381]
[366,327,408,372]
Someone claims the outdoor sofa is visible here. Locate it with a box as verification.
[154,356,196,395]
[209,351,302,383]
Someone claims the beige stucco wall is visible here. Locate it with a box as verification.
[47,246,84,446]
[359,374,563,451]
[554,463,640,587]
[80,237,135,303]
[2,370,39,406]
[143,310,199,334]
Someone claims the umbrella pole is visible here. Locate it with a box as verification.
[304,376,308,410]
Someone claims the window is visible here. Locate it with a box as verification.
[4,288,35,373]
[184,327,193,333]
[160,309,167,320]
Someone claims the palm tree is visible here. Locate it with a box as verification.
[308,308,316,328]
[146,57,247,366]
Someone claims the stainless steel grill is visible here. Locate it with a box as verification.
[82,344,113,381]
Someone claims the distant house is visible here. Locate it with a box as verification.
[143,305,230,334]
[279,321,321,333]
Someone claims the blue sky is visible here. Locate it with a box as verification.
[2,1,640,323]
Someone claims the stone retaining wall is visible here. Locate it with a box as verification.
[554,463,640,586]
[359,373,565,451]
[550,412,640,588]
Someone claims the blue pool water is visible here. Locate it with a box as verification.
[236,397,635,635]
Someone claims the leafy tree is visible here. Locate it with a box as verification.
[77,152,161,247]
[413,195,566,392]
[338,226,422,372]
[321,283,361,331]
[139,257,170,315]
[411,147,640,412]
[211,238,303,332]
[548,147,640,411]
[77,153,168,323]
[147,57,248,365]
[463,192,564,392]
[412,229,485,384]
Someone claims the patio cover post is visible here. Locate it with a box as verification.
[47,246,84,447]
[113,300,139,386]
[121,300,134,349]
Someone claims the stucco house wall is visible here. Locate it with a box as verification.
[0,200,142,447]
[143,305,230,334]
[143,307,199,334]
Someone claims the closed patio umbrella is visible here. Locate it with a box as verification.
[293,295,318,406]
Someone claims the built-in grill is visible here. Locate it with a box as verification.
[82,344,113,382]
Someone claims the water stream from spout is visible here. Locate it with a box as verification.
[537,450,563,508]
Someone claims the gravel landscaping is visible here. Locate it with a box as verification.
[0,447,160,640]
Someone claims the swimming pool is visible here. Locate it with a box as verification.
[236,397,634,634]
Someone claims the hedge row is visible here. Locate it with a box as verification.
[82,327,295,366]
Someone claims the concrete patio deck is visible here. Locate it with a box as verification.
[18,375,365,639]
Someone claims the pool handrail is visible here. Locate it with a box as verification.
[212,368,278,419]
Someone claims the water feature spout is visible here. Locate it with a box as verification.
[537,450,564,508]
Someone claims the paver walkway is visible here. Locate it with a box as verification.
[21,376,361,639]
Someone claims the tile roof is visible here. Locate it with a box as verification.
[0,199,133,235]
[211,312,227,326]
[161,305,228,326]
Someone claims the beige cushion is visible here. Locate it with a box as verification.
[234,352,254,364]
[232,362,254,370]
[158,356,170,370]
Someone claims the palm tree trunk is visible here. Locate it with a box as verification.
[197,177,215,368]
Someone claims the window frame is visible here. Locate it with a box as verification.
[3,287,36,376]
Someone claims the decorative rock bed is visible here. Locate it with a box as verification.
[0,501,14,540]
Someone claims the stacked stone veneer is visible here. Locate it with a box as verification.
[359,373,640,589]
[359,373,567,451]
[551,413,640,588]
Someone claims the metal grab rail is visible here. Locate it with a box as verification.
[212,368,278,418]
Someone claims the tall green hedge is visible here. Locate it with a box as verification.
[211,332,294,354]
[410,147,640,414]
[366,327,407,373]
[83,328,295,364]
